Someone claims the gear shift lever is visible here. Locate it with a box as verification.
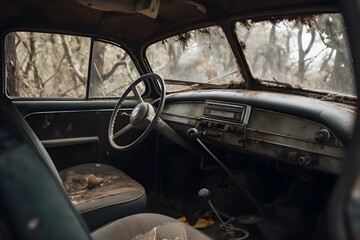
[198,188,226,226]
[187,128,264,215]
[198,189,251,239]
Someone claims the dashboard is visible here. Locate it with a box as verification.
[160,90,356,175]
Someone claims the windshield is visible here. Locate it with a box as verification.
[235,13,355,96]
[146,26,243,92]
[146,13,355,97]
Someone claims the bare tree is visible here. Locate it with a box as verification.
[317,14,354,93]
[90,42,106,96]
[5,33,20,96]
[25,32,44,93]
[297,26,316,82]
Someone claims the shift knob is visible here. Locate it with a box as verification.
[187,128,199,139]
[198,188,227,226]
[198,188,211,201]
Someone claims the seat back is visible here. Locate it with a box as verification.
[0,95,92,239]
[0,95,61,182]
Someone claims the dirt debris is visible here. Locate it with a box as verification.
[61,170,142,205]
[86,174,104,188]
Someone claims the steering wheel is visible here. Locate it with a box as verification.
[108,73,166,150]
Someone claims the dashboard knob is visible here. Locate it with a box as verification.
[314,129,331,144]
[277,148,288,158]
[187,128,199,139]
[198,188,211,201]
[288,151,298,161]
[298,156,312,165]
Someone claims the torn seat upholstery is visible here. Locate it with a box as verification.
[92,213,211,240]
[59,163,146,231]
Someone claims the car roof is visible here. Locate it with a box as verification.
[0,0,337,45]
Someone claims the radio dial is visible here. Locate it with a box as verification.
[314,129,331,144]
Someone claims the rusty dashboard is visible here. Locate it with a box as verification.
[160,91,356,175]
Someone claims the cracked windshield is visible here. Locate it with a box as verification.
[235,13,355,96]
[146,26,243,92]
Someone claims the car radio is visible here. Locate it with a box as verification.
[197,100,251,145]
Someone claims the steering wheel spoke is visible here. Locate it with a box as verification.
[132,85,144,103]
[112,123,133,140]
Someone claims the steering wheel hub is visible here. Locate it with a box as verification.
[130,103,149,126]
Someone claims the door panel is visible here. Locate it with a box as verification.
[25,109,110,171]
[14,100,158,190]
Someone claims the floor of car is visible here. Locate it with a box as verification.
[146,191,331,240]
[147,192,186,218]
[146,191,259,240]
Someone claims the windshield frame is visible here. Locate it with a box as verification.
[142,7,356,104]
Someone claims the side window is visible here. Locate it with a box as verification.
[4,33,144,99]
[5,32,90,98]
[89,41,143,98]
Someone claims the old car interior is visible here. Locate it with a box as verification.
[0,0,359,239]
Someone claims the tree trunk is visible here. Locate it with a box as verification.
[297,27,305,83]
[90,41,106,97]
[331,50,353,94]
[297,26,315,83]
[25,32,43,94]
[5,33,20,96]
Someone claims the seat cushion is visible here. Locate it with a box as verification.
[92,213,212,240]
[60,163,146,231]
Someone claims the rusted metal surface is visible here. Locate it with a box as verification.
[160,93,356,174]
[161,102,205,126]
[246,109,346,174]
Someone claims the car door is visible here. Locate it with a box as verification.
[4,32,157,188]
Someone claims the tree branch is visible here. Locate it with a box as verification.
[61,35,86,83]
[320,49,335,72]
[15,81,31,97]
[60,83,84,97]
[101,61,126,80]
[304,28,316,55]
[297,26,304,54]
[43,55,66,86]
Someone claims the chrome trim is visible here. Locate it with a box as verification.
[42,136,99,148]
[24,108,133,119]
[247,128,319,144]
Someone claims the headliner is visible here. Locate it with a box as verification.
[0,0,337,45]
